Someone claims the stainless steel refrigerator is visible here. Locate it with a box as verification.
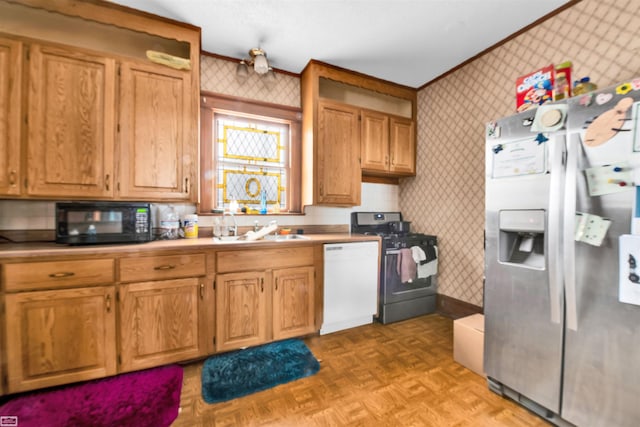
[485,79,640,426]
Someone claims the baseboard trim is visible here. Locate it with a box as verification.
[436,294,483,319]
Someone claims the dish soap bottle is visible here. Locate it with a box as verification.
[160,206,180,239]
[260,190,267,214]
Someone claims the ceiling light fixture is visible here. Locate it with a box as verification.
[236,48,276,87]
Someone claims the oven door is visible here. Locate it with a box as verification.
[382,248,437,304]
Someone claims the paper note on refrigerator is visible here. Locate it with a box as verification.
[585,162,634,196]
[618,234,640,306]
[575,212,611,246]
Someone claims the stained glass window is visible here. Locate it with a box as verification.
[214,113,290,212]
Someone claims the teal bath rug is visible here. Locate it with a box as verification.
[201,339,320,403]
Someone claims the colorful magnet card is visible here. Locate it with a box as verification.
[619,234,640,306]
[574,212,611,246]
[585,162,634,196]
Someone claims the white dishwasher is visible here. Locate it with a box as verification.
[321,241,379,335]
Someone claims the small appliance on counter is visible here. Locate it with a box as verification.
[351,212,438,324]
[55,201,152,245]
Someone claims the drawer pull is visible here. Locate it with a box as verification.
[49,272,75,278]
[154,264,176,271]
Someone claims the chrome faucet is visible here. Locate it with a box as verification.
[223,212,237,236]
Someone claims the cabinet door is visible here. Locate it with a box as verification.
[215,271,268,352]
[27,43,116,198]
[0,37,21,195]
[361,110,390,173]
[118,60,194,201]
[317,100,361,205]
[389,116,416,175]
[119,277,205,372]
[273,266,316,339]
[5,286,116,393]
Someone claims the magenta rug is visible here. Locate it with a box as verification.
[0,364,183,427]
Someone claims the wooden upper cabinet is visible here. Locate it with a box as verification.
[361,109,390,173]
[0,0,201,202]
[26,43,116,198]
[301,61,416,201]
[389,116,416,175]
[118,60,194,201]
[362,110,416,176]
[0,36,21,196]
[316,100,361,206]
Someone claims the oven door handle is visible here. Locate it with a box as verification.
[385,249,403,255]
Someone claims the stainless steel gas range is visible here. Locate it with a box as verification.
[351,212,438,324]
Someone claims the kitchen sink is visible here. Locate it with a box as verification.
[212,234,310,243]
[263,234,310,241]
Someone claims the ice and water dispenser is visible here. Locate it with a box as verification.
[499,210,545,269]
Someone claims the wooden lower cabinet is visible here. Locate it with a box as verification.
[273,267,315,339]
[215,271,268,352]
[4,286,116,393]
[118,277,207,372]
[216,266,316,352]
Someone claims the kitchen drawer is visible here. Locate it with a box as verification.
[3,259,115,292]
[119,253,206,283]
[217,246,314,273]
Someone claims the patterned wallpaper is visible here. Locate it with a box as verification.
[200,54,300,107]
[401,0,640,307]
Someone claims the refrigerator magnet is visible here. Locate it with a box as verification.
[583,97,633,147]
[585,162,634,196]
[486,121,500,138]
[531,104,567,132]
[574,212,611,246]
[619,235,640,306]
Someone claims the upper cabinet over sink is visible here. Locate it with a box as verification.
[301,60,417,206]
[0,0,200,202]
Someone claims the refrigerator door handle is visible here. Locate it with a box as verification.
[563,133,580,331]
[547,134,565,325]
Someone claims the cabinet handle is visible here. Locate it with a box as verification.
[184,177,189,194]
[200,283,204,299]
[154,264,176,271]
[9,170,16,186]
[49,271,75,278]
[385,155,389,166]
[261,277,264,292]
[319,183,323,196]
[275,278,278,291]
[105,174,110,191]
[106,294,112,313]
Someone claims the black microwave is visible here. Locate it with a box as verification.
[56,202,152,245]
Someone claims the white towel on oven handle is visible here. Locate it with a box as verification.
[411,245,438,279]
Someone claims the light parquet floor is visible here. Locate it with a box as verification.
[172,314,550,427]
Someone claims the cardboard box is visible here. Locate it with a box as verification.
[453,313,485,376]
[515,64,554,112]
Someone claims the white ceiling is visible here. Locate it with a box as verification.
[110,0,570,88]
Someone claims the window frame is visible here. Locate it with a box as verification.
[199,92,302,214]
